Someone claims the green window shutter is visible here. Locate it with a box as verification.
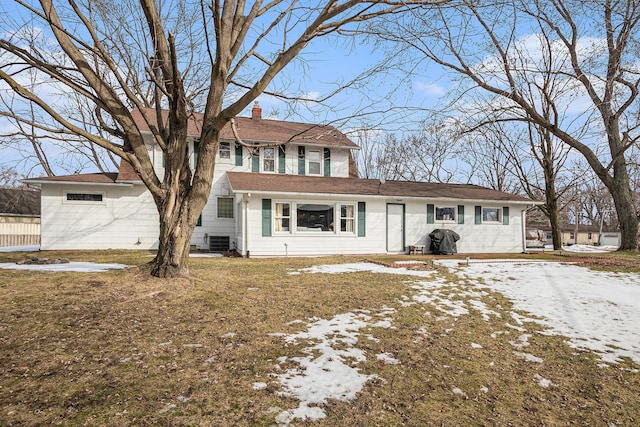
[357,202,366,237]
[427,204,434,224]
[193,139,199,168]
[235,143,243,166]
[475,206,482,224]
[162,151,166,168]
[252,151,259,172]
[323,148,331,177]
[503,207,510,225]
[262,199,272,236]
[278,146,286,173]
[457,205,464,224]
[298,146,305,175]
[196,214,202,227]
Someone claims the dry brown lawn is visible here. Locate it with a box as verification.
[0,250,638,426]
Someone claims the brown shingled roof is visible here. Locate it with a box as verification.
[0,188,41,215]
[116,159,142,182]
[226,172,534,203]
[130,107,358,149]
[23,159,142,185]
[24,173,120,185]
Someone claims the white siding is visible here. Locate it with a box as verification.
[241,196,387,257]
[405,202,524,254]
[39,133,526,254]
[40,183,159,250]
[328,148,351,178]
[173,140,353,250]
[241,195,526,257]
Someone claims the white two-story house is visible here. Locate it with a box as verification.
[25,103,538,256]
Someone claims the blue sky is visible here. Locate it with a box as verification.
[238,31,447,131]
[1,18,448,178]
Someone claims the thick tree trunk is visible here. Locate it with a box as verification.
[148,129,218,278]
[609,173,639,251]
[546,198,562,250]
[540,150,563,251]
[150,209,193,278]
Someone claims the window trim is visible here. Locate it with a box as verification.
[262,147,276,173]
[271,201,361,236]
[481,207,502,224]
[307,149,322,176]
[340,203,356,234]
[435,206,456,223]
[296,202,334,233]
[64,191,105,205]
[216,197,234,219]
[218,141,231,161]
[274,201,291,233]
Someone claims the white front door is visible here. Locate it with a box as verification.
[387,203,405,252]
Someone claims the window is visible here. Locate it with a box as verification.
[217,197,234,219]
[340,204,355,233]
[275,202,291,232]
[297,203,334,232]
[263,147,275,172]
[266,201,364,236]
[298,146,306,175]
[482,207,501,223]
[308,150,321,175]
[235,142,243,166]
[436,206,456,222]
[475,206,508,224]
[219,141,231,159]
[66,193,103,202]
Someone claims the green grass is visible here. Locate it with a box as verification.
[0,250,638,426]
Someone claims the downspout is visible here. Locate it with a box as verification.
[521,204,537,253]
[243,193,250,257]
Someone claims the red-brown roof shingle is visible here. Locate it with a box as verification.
[130,107,358,149]
[116,159,142,181]
[226,172,534,203]
[24,173,120,185]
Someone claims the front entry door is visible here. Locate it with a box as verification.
[386,203,405,252]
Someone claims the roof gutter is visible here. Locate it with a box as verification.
[22,179,134,188]
[227,187,541,206]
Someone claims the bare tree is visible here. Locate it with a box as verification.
[355,114,471,183]
[464,121,574,249]
[572,162,619,236]
[375,0,640,251]
[0,165,25,188]
[458,124,521,192]
[393,118,469,183]
[350,126,395,179]
[0,0,439,277]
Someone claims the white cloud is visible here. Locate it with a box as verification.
[414,81,445,96]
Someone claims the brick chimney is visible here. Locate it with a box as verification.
[251,101,262,120]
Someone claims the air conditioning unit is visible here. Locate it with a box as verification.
[209,236,230,252]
